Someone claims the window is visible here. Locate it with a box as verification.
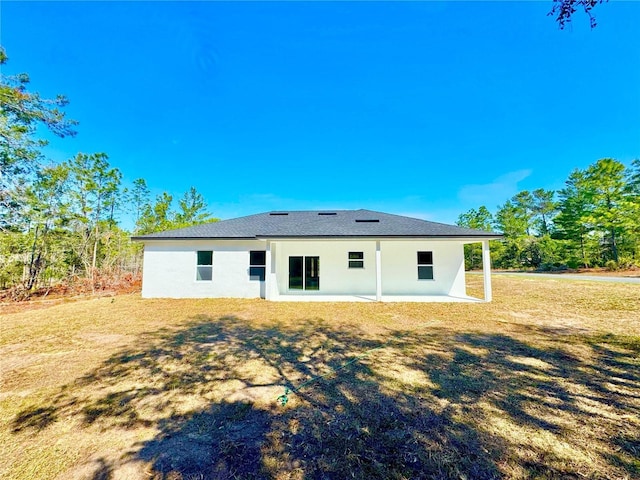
[417,251,434,280]
[348,251,364,268]
[249,250,266,281]
[196,251,213,281]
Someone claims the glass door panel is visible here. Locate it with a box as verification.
[289,256,303,289]
[288,256,319,290]
[305,256,320,290]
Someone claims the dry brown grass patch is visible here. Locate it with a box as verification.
[1,276,639,479]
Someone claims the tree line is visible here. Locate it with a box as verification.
[2,45,637,298]
[0,48,215,297]
[457,158,640,271]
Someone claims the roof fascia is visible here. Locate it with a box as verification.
[130,236,258,242]
[131,235,504,242]
[255,235,503,241]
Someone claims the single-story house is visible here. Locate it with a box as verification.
[132,209,502,302]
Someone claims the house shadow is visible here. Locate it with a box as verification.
[11,314,640,479]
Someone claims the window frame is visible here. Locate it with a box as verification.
[348,251,364,269]
[249,250,266,281]
[196,250,213,282]
[417,251,434,280]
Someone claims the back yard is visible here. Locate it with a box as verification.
[1,276,639,479]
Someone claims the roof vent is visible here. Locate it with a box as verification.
[318,212,337,216]
[269,212,289,216]
[355,219,379,223]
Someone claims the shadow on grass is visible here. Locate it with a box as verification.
[12,314,640,479]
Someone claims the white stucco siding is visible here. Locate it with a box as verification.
[274,240,377,295]
[271,239,465,297]
[141,240,267,298]
[380,240,466,296]
[140,238,467,299]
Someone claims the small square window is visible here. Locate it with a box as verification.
[349,260,364,269]
[418,266,434,280]
[197,251,213,266]
[197,266,213,281]
[417,251,433,265]
[250,251,266,266]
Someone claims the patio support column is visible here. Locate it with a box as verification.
[482,240,492,302]
[375,240,382,301]
[265,240,272,300]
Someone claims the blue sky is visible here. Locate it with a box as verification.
[2,1,639,225]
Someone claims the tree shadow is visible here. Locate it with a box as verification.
[11,314,640,479]
[11,406,57,433]
[138,402,272,479]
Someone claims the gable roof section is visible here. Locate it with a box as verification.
[131,210,501,240]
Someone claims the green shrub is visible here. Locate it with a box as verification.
[617,256,637,269]
[605,260,619,271]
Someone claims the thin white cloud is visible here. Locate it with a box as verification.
[458,169,532,206]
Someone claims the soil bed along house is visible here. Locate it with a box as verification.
[132,209,501,302]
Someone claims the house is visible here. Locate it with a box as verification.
[132,209,502,302]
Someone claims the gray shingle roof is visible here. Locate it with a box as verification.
[131,210,501,240]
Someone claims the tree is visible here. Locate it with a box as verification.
[127,178,150,231]
[555,169,594,267]
[174,186,214,229]
[549,0,608,29]
[137,187,216,234]
[137,192,175,235]
[21,164,70,290]
[629,159,640,195]
[457,206,493,231]
[584,158,634,263]
[0,47,77,226]
[494,191,563,269]
[627,159,640,259]
[66,152,122,279]
[532,189,557,236]
[495,199,529,239]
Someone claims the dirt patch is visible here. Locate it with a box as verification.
[0,274,141,314]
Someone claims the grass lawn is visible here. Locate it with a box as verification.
[1,276,639,480]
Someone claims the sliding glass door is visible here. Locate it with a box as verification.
[289,256,319,290]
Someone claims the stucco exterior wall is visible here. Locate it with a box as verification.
[273,240,378,296]
[141,240,267,298]
[272,239,465,298]
[140,238,466,299]
[379,240,465,296]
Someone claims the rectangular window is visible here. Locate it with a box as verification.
[348,251,364,268]
[249,250,266,281]
[417,251,434,280]
[196,251,213,281]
